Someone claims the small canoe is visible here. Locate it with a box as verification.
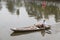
[10,25,51,32]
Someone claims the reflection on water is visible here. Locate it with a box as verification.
[11,29,51,36]
[25,1,60,23]
[41,30,45,36]
[0,0,60,23]
[11,31,39,36]
[7,0,15,13]
[16,9,20,16]
[0,0,60,40]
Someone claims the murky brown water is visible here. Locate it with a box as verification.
[0,0,60,40]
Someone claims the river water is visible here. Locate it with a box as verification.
[0,0,60,40]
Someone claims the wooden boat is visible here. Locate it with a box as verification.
[10,25,51,32]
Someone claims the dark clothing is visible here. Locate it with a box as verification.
[41,24,44,27]
[36,24,45,28]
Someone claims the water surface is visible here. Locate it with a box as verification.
[0,0,60,40]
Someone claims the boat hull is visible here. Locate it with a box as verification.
[11,26,50,32]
